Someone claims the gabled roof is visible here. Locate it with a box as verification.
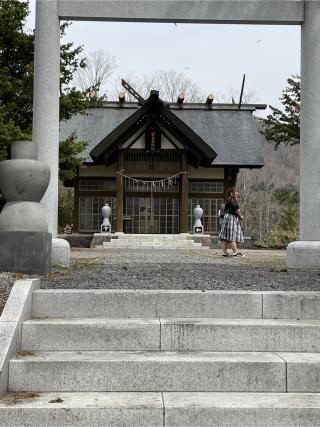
[59,99,265,168]
[89,91,217,167]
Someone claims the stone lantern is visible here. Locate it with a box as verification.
[193,204,204,234]
[101,203,112,234]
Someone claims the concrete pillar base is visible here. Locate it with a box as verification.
[287,241,320,271]
[52,238,70,268]
[90,233,112,248]
[0,231,52,275]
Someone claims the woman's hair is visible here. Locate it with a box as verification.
[226,187,239,197]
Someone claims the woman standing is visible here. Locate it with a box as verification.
[219,187,245,257]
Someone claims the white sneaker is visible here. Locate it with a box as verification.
[233,252,245,257]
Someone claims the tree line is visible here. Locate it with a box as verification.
[237,75,300,247]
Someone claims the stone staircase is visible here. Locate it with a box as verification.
[99,233,209,250]
[1,289,320,426]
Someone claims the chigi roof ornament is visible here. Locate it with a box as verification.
[121,79,145,106]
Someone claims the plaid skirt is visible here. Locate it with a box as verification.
[219,214,244,243]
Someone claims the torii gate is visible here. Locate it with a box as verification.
[33,0,320,269]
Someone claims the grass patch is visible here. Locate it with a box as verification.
[199,249,287,271]
[70,257,105,268]
[43,257,105,282]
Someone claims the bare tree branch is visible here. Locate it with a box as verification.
[112,70,205,103]
[73,50,117,97]
[214,89,257,104]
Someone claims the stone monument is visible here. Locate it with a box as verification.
[0,141,52,275]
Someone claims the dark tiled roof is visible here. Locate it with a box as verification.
[89,93,217,167]
[59,104,264,167]
[173,109,264,166]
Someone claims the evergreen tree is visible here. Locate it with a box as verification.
[0,0,89,180]
[264,76,300,149]
[0,107,29,161]
[59,131,87,182]
[0,0,34,132]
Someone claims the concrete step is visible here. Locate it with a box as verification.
[32,289,320,319]
[22,318,320,352]
[22,318,161,351]
[103,244,201,249]
[161,318,320,352]
[162,392,320,427]
[103,234,205,249]
[102,242,202,249]
[9,351,285,392]
[263,292,320,319]
[114,237,186,242]
[32,289,263,319]
[113,234,198,240]
[104,246,196,250]
[0,392,163,427]
[1,392,320,427]
[279,352,320,392]
[114,237,210,242]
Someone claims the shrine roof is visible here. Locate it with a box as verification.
[59,99,265,168]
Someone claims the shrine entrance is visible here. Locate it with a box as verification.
[124,196,179,234]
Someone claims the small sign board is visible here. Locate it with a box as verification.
[101,225,111,233]
[194,226,203,234]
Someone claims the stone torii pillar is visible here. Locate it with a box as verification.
[33,0,60,237]
[33,0,70,267]
[287,1,320,269]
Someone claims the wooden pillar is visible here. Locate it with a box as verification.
[116,152,124,232]
[73,176,79,232]
[179,153,189,233]
[224,167,238,196]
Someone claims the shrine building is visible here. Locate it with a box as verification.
[59,90,266,234]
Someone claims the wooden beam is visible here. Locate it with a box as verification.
[116,152,124,232]
[206,94,214,104]
[73,176,79,232]
[238,74,246,109]
[179,152,189,233]
[118,92,125,103]
[177,93,185,104]
[122,79,145,105]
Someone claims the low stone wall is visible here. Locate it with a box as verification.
[210,236,254,249]
[59,234,93,248]
[191,235,212,247]
[0,279,40,393]
[90,234,112,248]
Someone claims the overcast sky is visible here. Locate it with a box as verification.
[26,0,301,118]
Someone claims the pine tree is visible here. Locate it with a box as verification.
[59,131,87,183]
[264,76,300,149]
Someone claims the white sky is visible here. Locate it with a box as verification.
[26,0,301,118]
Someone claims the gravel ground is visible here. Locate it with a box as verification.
[1,248,320,315]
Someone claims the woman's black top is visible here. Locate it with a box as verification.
[225,197,239,216]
